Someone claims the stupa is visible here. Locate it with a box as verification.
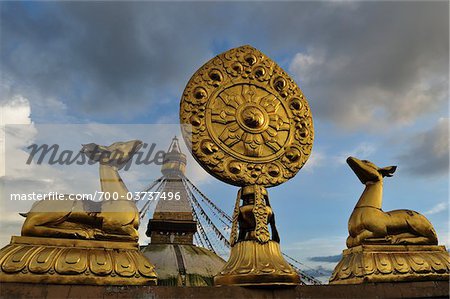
[141,137,225,286]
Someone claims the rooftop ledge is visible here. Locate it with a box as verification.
[1,280,448,299]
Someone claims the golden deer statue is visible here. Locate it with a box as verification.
[20,140,142,242]
[346,156,438,248]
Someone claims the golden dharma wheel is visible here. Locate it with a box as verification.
[180,45,313,187]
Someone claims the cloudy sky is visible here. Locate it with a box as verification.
[1,1,448,280]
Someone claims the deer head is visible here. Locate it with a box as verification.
[81,140,143,169]
[347,156,396,184]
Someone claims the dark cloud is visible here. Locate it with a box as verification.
[1,2,448,126]
[397,118,449,177]
[1,2,218,121]
[286,2,448,128]
[309,254,342,263]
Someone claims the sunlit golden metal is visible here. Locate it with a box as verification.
[0,236,157,285]
[0,140,157,285]
[330,244,450,284]
[180,45,312,286]
[345,156,437,247]
[330,157,449,284]
[214,186,300,286]
[180,45,313,187]
[21,140,142,241]
[214,240,299,286]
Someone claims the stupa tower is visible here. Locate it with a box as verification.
[142,137,225,286]
[146,137,197,245]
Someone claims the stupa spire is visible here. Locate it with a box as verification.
[161,136,187,177]
[146,136,196,245]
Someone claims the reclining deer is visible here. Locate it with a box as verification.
[346,156,438,248]
[20,140,142,242]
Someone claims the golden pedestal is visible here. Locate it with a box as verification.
[214,240,300,286]
[180,45,314,286]
[330,244,450,284]
[0,236,157,285]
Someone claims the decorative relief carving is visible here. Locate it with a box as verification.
[180,45,313,187]
[0,236,157,285]
[181,45,310,286]
[215,240,299,286]
[252,185,270,243]
[330,245,450,284]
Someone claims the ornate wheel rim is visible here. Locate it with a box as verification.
[180,45,314,187]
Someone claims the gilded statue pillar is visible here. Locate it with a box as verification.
[179,45,314,286]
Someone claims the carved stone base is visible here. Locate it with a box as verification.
[214,240,300,286]
[0,236,157,285]
[330,244,450,284]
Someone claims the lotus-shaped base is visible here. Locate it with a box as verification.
[214,240,300,286]
[330,244,450,284]
[0,236,157,285]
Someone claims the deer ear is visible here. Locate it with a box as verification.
[379,166,397,177]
